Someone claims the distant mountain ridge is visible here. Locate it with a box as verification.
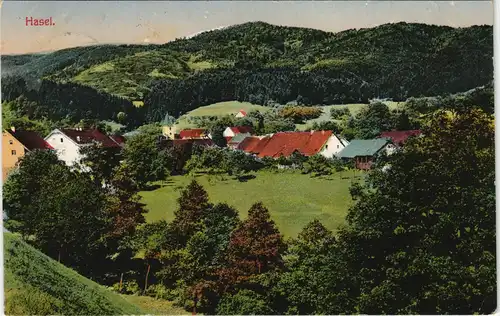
[1,21,493,125]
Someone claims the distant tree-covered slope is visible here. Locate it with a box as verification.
[4,233,144,315]
[1,21,493,123]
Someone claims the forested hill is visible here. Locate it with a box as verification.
[1,21,493,124]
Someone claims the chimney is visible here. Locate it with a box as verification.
[10,126,15,133]
[322,130,325,135]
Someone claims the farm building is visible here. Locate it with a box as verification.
[337,138,394,170]
[223,126,254,138]
[44,128,124,166]
[179,128,211,140]
[227,133,252,149]
[2,127,53,180]
[238,131,347,159]
[235,110,247,118]
[379,130,421,147]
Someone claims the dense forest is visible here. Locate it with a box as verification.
[1,21,493,125]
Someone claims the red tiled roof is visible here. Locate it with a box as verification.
[109,135,126,146]
[257,131,333,158]
[225,136,233,143]
[238,136,261,153]
[179,129,207,139]
[229,126,253,134]
[252,136,272,155]
[238,110,247,116]
[9,130,52,150]
[379,130,421,146]
[61,129,121,148]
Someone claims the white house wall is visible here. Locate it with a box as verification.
[45,131,82,166]
[320,135,346,158]
[223,127,236,138]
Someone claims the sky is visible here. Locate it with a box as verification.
[0,1,493,55]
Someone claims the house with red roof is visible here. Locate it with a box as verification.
[223,126,254,138]
[379,130,421,147]
[3,127,53,180]
[238,131,348,159]
[44,128,124,167]
[235,110,247,118]
[179,128,211,140]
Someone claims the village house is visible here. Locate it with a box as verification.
[44,128,124,167]
[227,133,252,149]
[238,131,348,159]
[223,126,254,139]
[337,138,394,170]
[2,127,53,180]
[179,128,211,140]
[235,109,247,118]
[379,130,421,147]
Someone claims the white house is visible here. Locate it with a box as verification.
[222,126,254,138]
[319,134,349,158]
[235,110,247,118]
[44,128,124,167]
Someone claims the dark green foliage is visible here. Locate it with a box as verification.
[220,203,285,288]
[79,143,122,185]
[354,102,393,139]
[122,124,171,188]
[171,180,212,246]
[336,108,496,314]
[330,107,350,119]
[278,106,323,123]
[1,77,142,127]
[4,233,143,315]
[185,146,263,178]
[275,220,355,314]
[301,155,334,176]
[3,151,111,269]
[216,289,274,315]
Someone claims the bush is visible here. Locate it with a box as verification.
[330,107,350,120]
[216,289,273,315]
[279,106,323,123]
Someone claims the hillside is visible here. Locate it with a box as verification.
[1,21,493,124]
[4,233,144,315]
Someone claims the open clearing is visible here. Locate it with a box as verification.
[174,101,269,129]
[140,171,362,237]
[172,100,404,131]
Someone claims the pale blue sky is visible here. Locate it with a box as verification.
[1,1,493,54]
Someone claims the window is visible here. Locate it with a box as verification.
[11,150,16,155]
[337,144,339,149]
[325,145,328,149]
[60,138,64,143]
[9,140,13,145]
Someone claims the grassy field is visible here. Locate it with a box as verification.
[174,101,270,129]
[140,170,362,237]
[171,100,404,131]
[4,233,144,315]
[122,295,189,315]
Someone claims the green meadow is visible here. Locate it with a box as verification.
[140,170,362,238]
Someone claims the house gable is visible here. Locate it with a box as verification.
[2,131,27,181]
[44,129,82,166]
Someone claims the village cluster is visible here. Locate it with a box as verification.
[2,109,422,179]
